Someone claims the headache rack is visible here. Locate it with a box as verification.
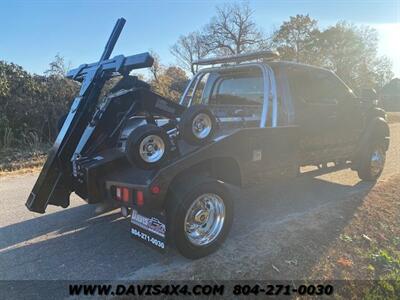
[193,50,279,66]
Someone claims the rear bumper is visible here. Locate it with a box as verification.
[104,170,166,212]
[77,149,167,212]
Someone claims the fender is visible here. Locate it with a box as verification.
[368,107,386,120]
[356,116,390,157]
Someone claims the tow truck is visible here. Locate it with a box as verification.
[26,18,390,258]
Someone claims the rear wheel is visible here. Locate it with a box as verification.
[167,177,233,259]
[357,140,386,181]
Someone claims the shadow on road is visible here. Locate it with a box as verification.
[0,174,375,280]
[1,204,118,250]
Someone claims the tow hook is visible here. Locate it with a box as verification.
[121,206,131,218]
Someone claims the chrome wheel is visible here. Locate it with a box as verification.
[184,193,225,246]
[370,147,385,177]
[192,113,212,139]
[139,135,165,163]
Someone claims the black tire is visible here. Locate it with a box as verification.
[180,105,216,145]
[125,124,170,169]
[357,140,386,181]
[167,177,233,259]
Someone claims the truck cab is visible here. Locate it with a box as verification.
[181,56,378,169]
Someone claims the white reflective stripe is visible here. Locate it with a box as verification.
[260,64,270,128]
[217,116,260,122]
[266,66,278,127]
[213,135,228,141]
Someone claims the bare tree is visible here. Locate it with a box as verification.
[170,31,209,75]
[203,2,266,55]
[149,50,163,82]
[45,54,68,77]
[373,56,394,90]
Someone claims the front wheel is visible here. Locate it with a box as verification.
[167,177,233,259]
[357,141,386,181]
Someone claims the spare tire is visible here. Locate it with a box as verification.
[125,124,170,169]
[180,105,216,145]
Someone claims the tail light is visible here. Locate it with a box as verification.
[122,188,130,203]
[115,186,131,203]
[136,191,144,206]
[116,187,122,201]
[114,186,144,206]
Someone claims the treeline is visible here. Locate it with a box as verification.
[0,2,394,150]
[0,56,78,150]
[170,3,393,91]
[0,55,190,150]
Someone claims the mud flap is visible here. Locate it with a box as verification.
[130,209,167,252]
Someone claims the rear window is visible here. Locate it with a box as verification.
[210,71,263,106]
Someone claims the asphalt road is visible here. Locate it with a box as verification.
[1,124,399,280]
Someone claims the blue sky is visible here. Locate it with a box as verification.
[1,0,399,77]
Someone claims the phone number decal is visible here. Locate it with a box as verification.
[233,284,334,296]
[131,228,165,249]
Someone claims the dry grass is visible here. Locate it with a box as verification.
[310,175,400,297]
[0,146,47,177]
[387,112,400,124]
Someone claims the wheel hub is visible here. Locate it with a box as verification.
[194,209,209,223]
[139,135,165,163]
[184,193,225,246]
[192,113,212,139]
[370,148,385,177]
[146,144,155,152]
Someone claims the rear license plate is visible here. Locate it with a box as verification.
[130,210,166,251]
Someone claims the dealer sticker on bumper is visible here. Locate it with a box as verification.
[130,210,166,251]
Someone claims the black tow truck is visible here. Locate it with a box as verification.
[26,19,390,259]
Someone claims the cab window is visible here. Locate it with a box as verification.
[308,70,350,104]
[287,67,350,105]
[209,70,263,106]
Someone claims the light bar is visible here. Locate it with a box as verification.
[193,50,279,66]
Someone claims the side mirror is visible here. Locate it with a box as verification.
[360,88,378,105]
